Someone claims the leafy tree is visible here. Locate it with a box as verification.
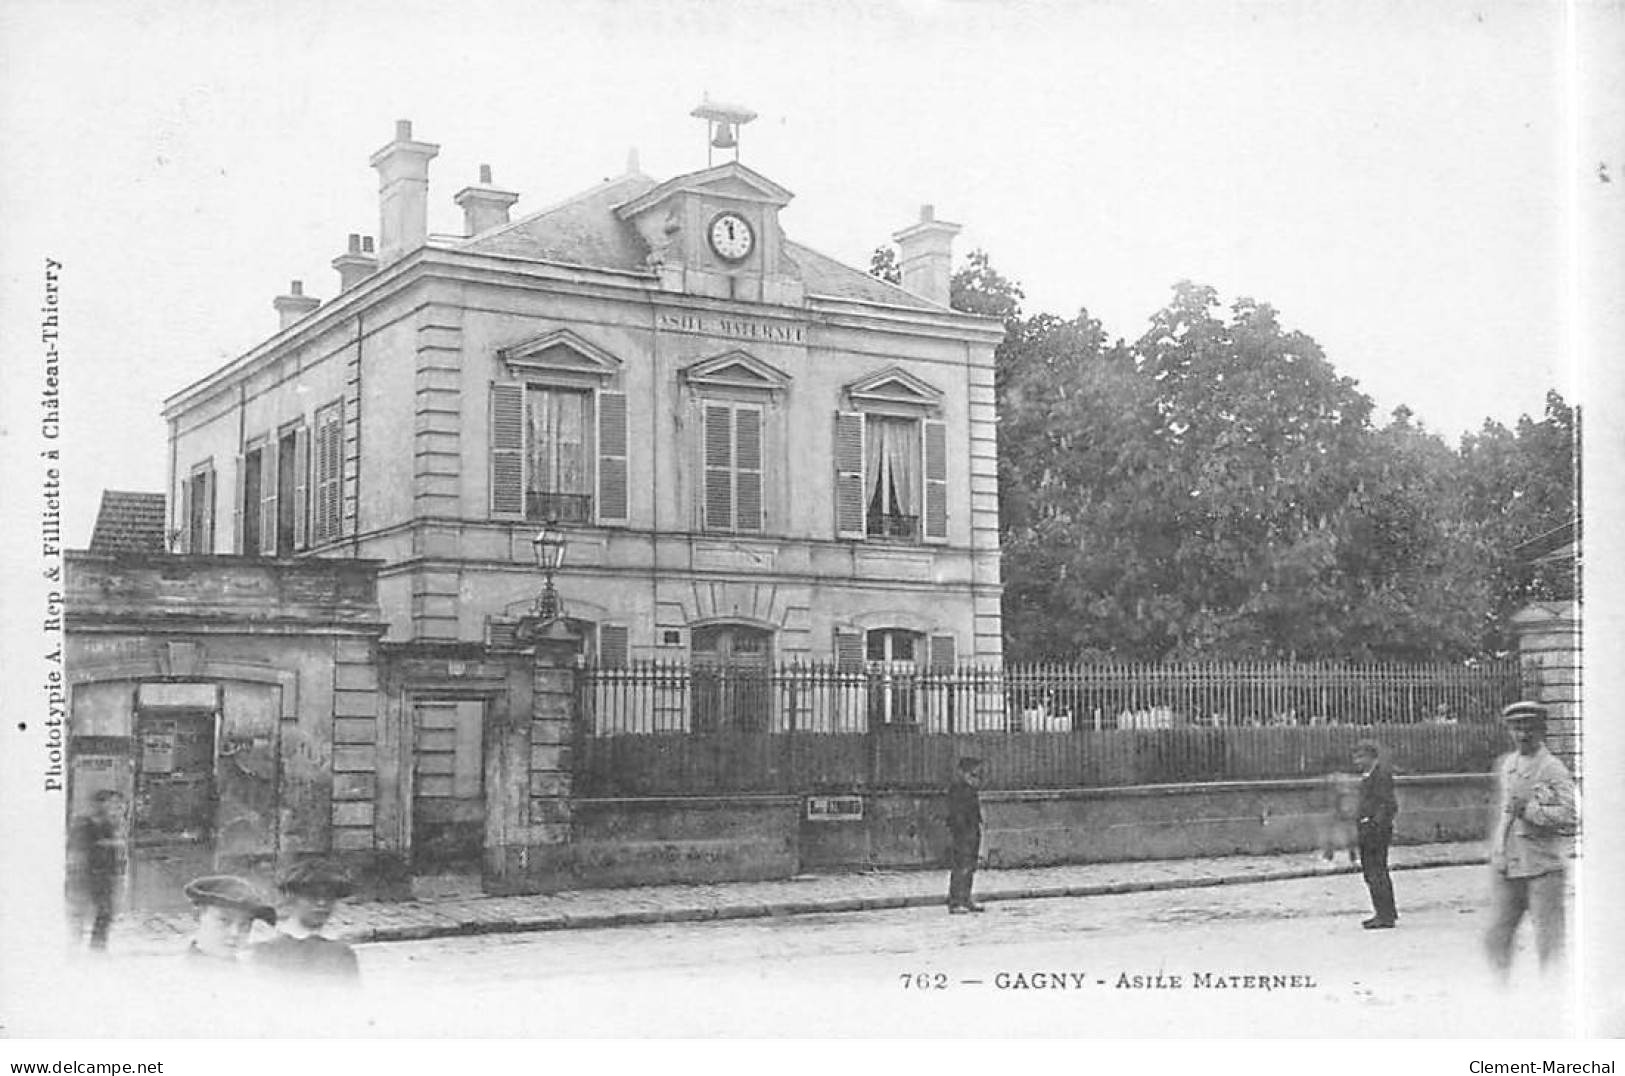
[868,246,901,285]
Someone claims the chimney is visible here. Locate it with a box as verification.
[453,164,519,237]
[369,119,440,264]
[332,233,379,292]
[892,204,962,308]
[273,280,320,330]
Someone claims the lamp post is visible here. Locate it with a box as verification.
[531,523,566,622]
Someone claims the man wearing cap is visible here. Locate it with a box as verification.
[183,875,276,963]
[946,757,986,914]
[250,859,360,983]
[1484,700,1577,980]
[1353,740,1399,929]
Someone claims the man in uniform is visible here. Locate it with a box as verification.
[1484,700,1577,981]
[182,875,276,963]
[67,790,126,951]
[1353,740,1399,929]
[946,756,986,914]
[251,859,361,983]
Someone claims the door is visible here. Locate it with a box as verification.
[411,700,486,871]
[131,709,217,909]
[691,625,773,732]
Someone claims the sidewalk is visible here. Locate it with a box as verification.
[113,841,1486,956]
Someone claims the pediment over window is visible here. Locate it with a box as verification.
[499,329,623,381]
[682,350,791,394]
[843,366,944,414]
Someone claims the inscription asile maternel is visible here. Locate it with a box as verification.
[657,311,806,344]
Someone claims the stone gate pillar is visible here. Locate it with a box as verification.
[486,620,582,893]
[1510,600,1581,776]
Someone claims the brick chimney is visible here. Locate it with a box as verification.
[331,234,378,292]
[273,280,320,330]
[454,164,520,236]
[892,204,961,307]
[369,119,440,265]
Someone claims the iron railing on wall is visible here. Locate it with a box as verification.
[575,659,1522,797]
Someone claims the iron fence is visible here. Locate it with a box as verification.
[575,658,1521,797]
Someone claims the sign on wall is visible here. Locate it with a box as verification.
[805,795,864,822]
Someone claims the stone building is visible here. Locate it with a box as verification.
[118,109,1002,887]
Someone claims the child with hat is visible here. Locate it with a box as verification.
[183,875,277,963]
[250,858,361,983]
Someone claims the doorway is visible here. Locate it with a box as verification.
[131,707,217,908]
[691,624,773,732]
[410,700,486,873]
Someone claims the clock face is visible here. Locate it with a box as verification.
[708,212,755,262]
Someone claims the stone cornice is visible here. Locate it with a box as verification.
[163,247,1003,415]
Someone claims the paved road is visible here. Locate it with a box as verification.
[342,863,1576,1038]
[17,864,1580,1038]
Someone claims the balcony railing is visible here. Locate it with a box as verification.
[527,491,593,524]
[866,513,920,540]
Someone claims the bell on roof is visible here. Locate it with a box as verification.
[691,95,756,165]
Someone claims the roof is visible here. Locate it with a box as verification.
[456,171,659,270]
[88,491,168,555]
[1515,519,1580,564]
[456,168,943,311]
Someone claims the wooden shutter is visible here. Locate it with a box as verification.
[735,406,762,532]
[598,625,630,667]
[489,383,525,517]
[598,391,628,524]
[259,444,278,556]
[923,418,948,542]
[703,404,733,531]
[232,453,246,553]
[325,407,344,538]
[177,476,193,554]
[293,426,310,549]
[834,629,864,671]
[201,468,216,553]
[929,634,957,671]
[833,411,866,539]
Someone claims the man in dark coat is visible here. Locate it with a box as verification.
[946,756,986,914]
[67,790,126,951]
[1354,740,1399,929]
[251,859,360,983]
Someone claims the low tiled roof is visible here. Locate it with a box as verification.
[88,491,168,554]
[457,170,942,311]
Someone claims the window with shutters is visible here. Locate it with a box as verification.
[701,401,764,533]
[490,381,627,526]
[833,412,948,544]
[311,401,345,545]
[240,444,265,556]
[181,463,216,554]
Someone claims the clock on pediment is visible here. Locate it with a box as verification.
[614,111,802,303]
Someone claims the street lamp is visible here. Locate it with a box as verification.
[530,523,566,622]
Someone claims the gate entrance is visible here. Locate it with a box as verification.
[131,691,218,908]
[410,700,486,872]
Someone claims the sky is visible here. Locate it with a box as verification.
[0,0,1591,549]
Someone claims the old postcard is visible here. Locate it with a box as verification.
[2,0,1622,1056]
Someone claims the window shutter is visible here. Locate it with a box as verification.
[259,445,278,556]
[703,404,733,531]
[599,625,630,667]
[735,406,762,532]
[177,476,193,554]
[834,629,864,671]
[833,411,866,539]
[923,418,948,542]
[489,383,525,517]
[293,426,310,549]
[598,391,628,524]
[201,468,216,553]
[312,402,344,544]
[929,634,957,671]
[232,454,246,553]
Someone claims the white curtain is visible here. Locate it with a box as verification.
[529,389,588,494]
[866,417,920,517]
